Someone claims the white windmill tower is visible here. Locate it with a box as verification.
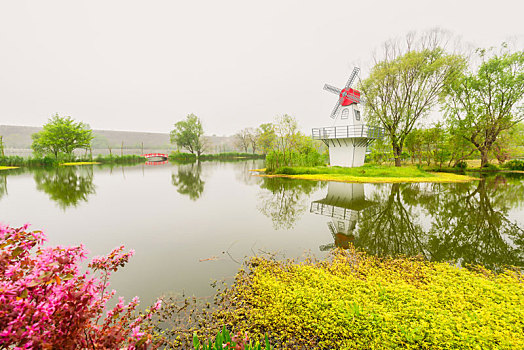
[313,67,383,167]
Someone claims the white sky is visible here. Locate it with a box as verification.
[0,0,522,135]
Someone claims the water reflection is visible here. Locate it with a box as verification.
[171,162,205,201]
[310,176,524,269]
[310,183,375,251]
[33,166,96,210]
[258,178,324,230]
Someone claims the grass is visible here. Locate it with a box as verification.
[259,164,477,183]
[219,248,524,349]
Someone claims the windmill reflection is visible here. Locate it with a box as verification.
[311,182,374,251]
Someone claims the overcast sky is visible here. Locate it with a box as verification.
[0,0,522,135]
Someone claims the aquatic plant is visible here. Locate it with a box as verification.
[216,248,524,349]
[0,224,162,349]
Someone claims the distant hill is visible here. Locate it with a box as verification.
[0,125,237,154]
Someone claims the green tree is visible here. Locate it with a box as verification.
[170,114,205,156]
[257,123,276,155]
[360,31,465,166]
[444,45,524,167]
[31,114,93,158]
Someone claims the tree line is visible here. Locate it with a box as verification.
[360,31,523,167]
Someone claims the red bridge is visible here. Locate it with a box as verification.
[141,153,169,161]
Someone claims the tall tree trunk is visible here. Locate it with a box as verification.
[480,149,489,168]
[393,144,402,167]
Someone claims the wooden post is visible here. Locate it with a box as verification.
[141,142,144,155]
[121,141,124,157]
[0,136,4,157]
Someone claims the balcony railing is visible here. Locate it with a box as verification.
[312,125,384,140]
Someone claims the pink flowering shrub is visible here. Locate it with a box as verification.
[0,224,162,349]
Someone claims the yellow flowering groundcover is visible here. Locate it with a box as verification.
[217,248,523,349]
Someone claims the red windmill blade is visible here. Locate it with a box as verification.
[324,67,362,119]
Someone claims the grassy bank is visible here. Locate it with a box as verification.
[169,151,265,163]
[0,154,146,167]
[259,164,476,183]
[213,249,524,349]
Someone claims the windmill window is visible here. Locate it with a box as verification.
[354,110,361,121]
[341,108,349,119]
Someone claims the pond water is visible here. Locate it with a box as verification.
[1,161,523,306]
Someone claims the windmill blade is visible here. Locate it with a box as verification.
[323,84,342,95]
[344,67,361,90]
[329,97,342,119]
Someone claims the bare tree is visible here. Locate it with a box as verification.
[234,128,251,153]
[360,29,465,166]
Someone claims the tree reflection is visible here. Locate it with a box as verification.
[425,176,524,269]
[258,177,323,230]
[349,175,524,269]
[33,166,96,210]
[171,163,205,201]
[354,183,427,258]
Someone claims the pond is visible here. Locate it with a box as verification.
[1,161,523,306]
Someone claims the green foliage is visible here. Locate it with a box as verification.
[92,154,146,164]
[199,152,265,161]
[31,114,93,158]
[221,249,524,349]
[360,30,465,166]
[482,163,499,171]
[454,160,468,169]
[193,326,272,350]
[444,44,524,167]
[169,151,197,163]
[0,154,145,167]
[170,114,205,156]
[265,149,325,173]
[257,123,277,154]
[503,159,524,171]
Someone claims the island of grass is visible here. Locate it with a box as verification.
[60,162,102,166]
[259,164,477,183]
[0,166,19,170]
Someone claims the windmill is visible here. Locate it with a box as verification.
[323,67,364,119]
[312,67,383,167]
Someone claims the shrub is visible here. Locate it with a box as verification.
[0,224,162,349]
[265,150,326,173]
[503,159,524,171]
[169,151,197,163]
[198,153,265,161]
[482,163,499,171]
[193,326,272,350]
[454,160,468,169]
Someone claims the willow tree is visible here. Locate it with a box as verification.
[360,31,465,166]
[444,45,524,167]
[170,114,205,156]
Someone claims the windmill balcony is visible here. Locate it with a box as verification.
[312,125,384,140]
